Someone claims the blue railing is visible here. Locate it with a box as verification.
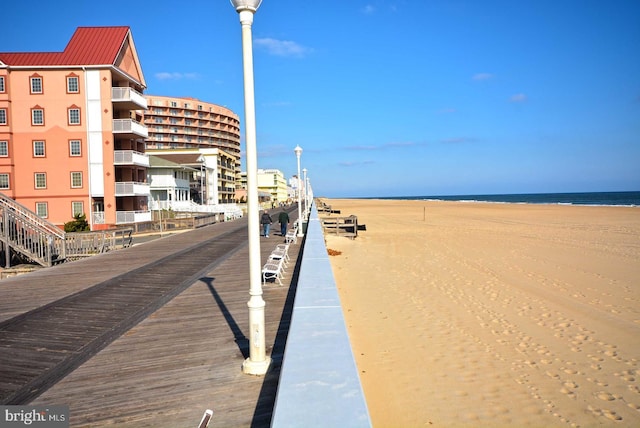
[271,204,371,427]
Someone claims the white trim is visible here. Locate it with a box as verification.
[86,70,104,197]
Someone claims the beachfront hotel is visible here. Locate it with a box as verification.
[257,169,288,205]
[236,169,290,207]
[143,96,242,206]
[143,95,240,156]
[0,26,150,231]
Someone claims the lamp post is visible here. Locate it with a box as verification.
[294,145,303,237]
[302,168,307,216]
[305,174,311,212]
[199,156,205,204]
[230,0,270,376]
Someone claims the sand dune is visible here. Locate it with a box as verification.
[324,199,640,427]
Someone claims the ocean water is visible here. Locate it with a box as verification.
[378,191,640,207]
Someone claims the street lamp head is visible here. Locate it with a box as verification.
[230,0,262,12]
[294,145,303,157]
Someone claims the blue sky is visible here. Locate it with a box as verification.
[4,1,639,197]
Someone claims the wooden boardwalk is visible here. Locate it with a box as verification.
[0,210,303,427]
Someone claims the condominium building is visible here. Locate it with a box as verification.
[147,147,239,205]
[0,26,150,231]
[144,94,240,166]
[257,169,289,205]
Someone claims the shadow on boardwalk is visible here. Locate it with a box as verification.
[204,278,250,360]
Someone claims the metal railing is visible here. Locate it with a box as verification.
[111,87,147,109]
[114,150,150,167]
[64,228,133,260]
[116,210,152,225]
[115,182,151,196]
[112,119,149,138]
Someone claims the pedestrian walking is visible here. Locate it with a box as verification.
[278,210,290,237]
[260,209,273,238]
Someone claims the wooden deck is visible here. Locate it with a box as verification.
[0,209,303,427]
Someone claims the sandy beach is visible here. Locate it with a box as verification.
[323,199,640,427]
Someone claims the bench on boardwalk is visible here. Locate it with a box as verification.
[262,242,291,286]
[269,243,290,267]
[285,225,298,244]
[262,256,286,286]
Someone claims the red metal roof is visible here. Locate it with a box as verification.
[0,27,130,66]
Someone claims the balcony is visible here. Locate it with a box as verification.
[112,87,148,110]
[113,119,148,138]
[114,150,150,167]
[116,210,152,225]
[115,182,150,196]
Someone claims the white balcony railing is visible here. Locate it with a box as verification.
[92,211,105,225]
[148,200,243,220]
[116,210,152,224]
[114,150,150,167]
[113,119,149,138]
[112,87,148,109]
[115,182,151,196]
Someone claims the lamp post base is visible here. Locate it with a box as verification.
[242,356,271,375]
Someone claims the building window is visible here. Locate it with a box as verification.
[68,107,81,125]
[35,172,46,189]
[67,75,79,93]
[0,76,5,93]
[31,108,44,125]
[69,140,82,156]
[71,172,83,188]
[30,75,43,94]
[170,101,177,107]
[36,202,48,218]
[33,140,46,157]
[0,108,6,125]
[72,201,84,217]
[0,173,9,189]
[0,141,7,157]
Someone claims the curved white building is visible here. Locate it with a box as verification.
[144,95,240,156]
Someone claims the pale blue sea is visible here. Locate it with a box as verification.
[377,191,640,207]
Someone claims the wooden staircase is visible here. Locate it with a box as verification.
[0,193,66,267]
[0,193,134,269]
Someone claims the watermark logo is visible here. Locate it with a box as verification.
[1,406,69,427]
